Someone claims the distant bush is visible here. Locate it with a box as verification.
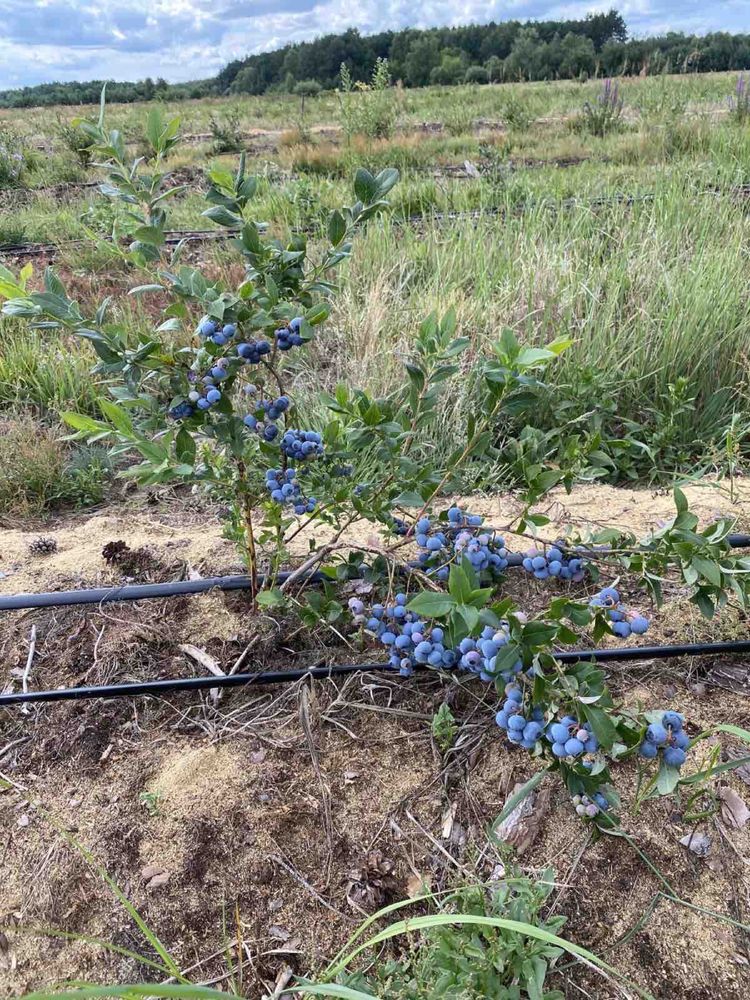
[338,58,396,141]
[55,115,94,166]
[443,105,475,136]
[209,108,244,153]
[294,80,322,98]
[500,93,533,132]
[464,65,489,85]
[576,78,625,136]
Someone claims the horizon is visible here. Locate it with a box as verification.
[2,2,750,91]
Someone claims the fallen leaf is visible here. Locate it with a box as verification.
[269,925,290,941]
[720,787,750,829]
[679,831,711,857]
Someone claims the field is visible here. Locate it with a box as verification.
[1,72,750,999]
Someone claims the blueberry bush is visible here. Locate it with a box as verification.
[1,95,749,830]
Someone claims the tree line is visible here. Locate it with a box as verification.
[3,10,750,109]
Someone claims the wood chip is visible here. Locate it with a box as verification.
[719,787,750,829]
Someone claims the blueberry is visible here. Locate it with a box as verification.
[630,616,649,634]
[662,711,683,731]
[552,742,567,758]
[550,723,569,743]
[507,715,526,732]
[639,740,658,759]
[663,747,686,768]
[646,722,668,745]
[564,738,585,756]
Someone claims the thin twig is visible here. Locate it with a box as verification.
[20,626,37,716]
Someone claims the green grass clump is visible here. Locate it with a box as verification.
[0,322,100,416]
[0,414,111,517]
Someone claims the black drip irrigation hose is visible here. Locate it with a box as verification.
[3,535,750,613]
[2,639,749,707]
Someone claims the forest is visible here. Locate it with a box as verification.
[4,9,750,107]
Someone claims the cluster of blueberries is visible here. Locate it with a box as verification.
[275,317,305,350]
[415,509,510,582]
[589,586,650,638]
[572,792,610,818]
[351,593,689,773]
[264,469,317,515]
[197,317,306,357]
[281,429,324,461]
[521,545,586,582]
[242,386,291,442]
[198,319,237,346]
[546,715,599,761]
[456,624,524,683]
[349,594,457,676]
[494,686,546,749]
[639,711,689,768]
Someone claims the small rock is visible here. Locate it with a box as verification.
[16,815,29,828]
[146,873,170,890]
[269,925,290,941]
[250,750,267,765]
[344,771,358,784]
[679,831,711,857]
[268,898,283,914]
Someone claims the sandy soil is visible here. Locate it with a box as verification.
[1,481,750,997]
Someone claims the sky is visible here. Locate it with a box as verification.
[2,0,750,90]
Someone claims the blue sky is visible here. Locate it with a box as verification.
[2,0,749,90]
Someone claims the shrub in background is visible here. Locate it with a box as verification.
[338,59,397,141]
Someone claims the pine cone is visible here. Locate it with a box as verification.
[28,536,58,556]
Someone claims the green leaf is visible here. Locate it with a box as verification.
[132,226,166,247]
[406,592,455,617]
[98,399,134,436]
[20,987,234,1000]
[656,762,682,796]
[674,486,688,513]
[354,168,378,204]
[61,412,109,435]
[175,427,196,464]
[202,205,243,228]
[257,589,286,608]
[581,703,618,750]
[327,209,347,246]
[691,556,722,588]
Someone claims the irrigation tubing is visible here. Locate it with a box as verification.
[2,639,750,707]
[4,183,750,259]
[3,535,750,612]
